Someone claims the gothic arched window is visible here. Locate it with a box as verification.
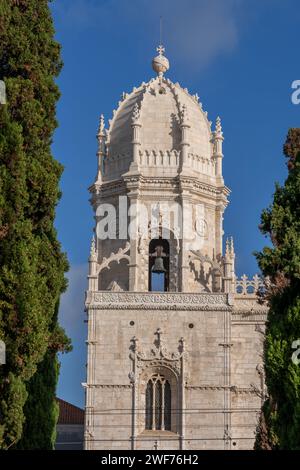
[145,374,171,431]
[149,239,170,292]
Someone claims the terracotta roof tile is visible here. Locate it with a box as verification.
[56,398,84,425]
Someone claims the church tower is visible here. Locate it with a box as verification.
[84,46,267,450]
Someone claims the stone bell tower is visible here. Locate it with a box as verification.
[84,46,267,450]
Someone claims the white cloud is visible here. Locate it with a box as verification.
[57,264,87,407]
[59,263,87,331]
[161,0,239,68]
[52,0,247,71]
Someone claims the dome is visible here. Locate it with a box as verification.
[102,52,216,181]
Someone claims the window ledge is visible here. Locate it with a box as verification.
[138,430,179,437]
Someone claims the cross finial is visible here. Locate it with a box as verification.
[155,328,163,345]
[157,45,165,56]
[152,43,169,76]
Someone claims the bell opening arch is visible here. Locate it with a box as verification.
[148,238,170,292]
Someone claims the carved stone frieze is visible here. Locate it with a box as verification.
[87,291,231,311]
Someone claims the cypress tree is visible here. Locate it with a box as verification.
[0,0,70,449]
[16,352,61,449]
[17,302,71,449]
[255,129,300,449]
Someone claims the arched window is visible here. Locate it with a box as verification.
[145,374,171,431]
[149,239,170,292]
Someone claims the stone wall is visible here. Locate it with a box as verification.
[84,292,267,450]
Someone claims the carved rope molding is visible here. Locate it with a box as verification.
[83,384,261,394]
[87,292,231,311]
[83,384,132,389]
[185,385,260,395]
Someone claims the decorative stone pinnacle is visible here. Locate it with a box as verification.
[225,238,230,257]
[90,235,97,261]
[180,104,189,124]
[97,114,105,139]
[132,103,140,123]
[230,237,235,256]
[215,116,223,136]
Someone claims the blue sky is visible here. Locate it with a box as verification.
[51,0,300,408]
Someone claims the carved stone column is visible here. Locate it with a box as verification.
[220,307,232,450]
[178,178,193,292]
[130,103,141,173]
[88,235,98,291]
[124,176,141,291]
[179,105,190,171]
[96,114,106,183]
[213,116,224,180]
[83,308,97,450]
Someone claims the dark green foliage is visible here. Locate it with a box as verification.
[255,129,300,449]
[0,0,70,448]
[17,302,71,450]
[17,351,60,449]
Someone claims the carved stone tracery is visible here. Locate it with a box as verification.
[97,242,130,275]
[131,329,186,376]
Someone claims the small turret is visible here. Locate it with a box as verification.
[223,237,235,293]
[130,103,141,173]
[180,104,190,171]
[213,116,224,178]
[96,114,106,183]
[88,235,98,291]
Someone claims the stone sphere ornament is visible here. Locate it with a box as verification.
[152,54,169,76]
[152,45,169,76]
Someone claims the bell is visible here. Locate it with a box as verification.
[152,256,166,274]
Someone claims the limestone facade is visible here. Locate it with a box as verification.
[84,46,267,450]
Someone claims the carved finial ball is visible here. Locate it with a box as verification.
[152,54,170,76]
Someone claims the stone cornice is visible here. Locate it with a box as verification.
[232,296,268,321]
[231,312,268,323]
[89,174,229,206]
[89,178,126,197]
